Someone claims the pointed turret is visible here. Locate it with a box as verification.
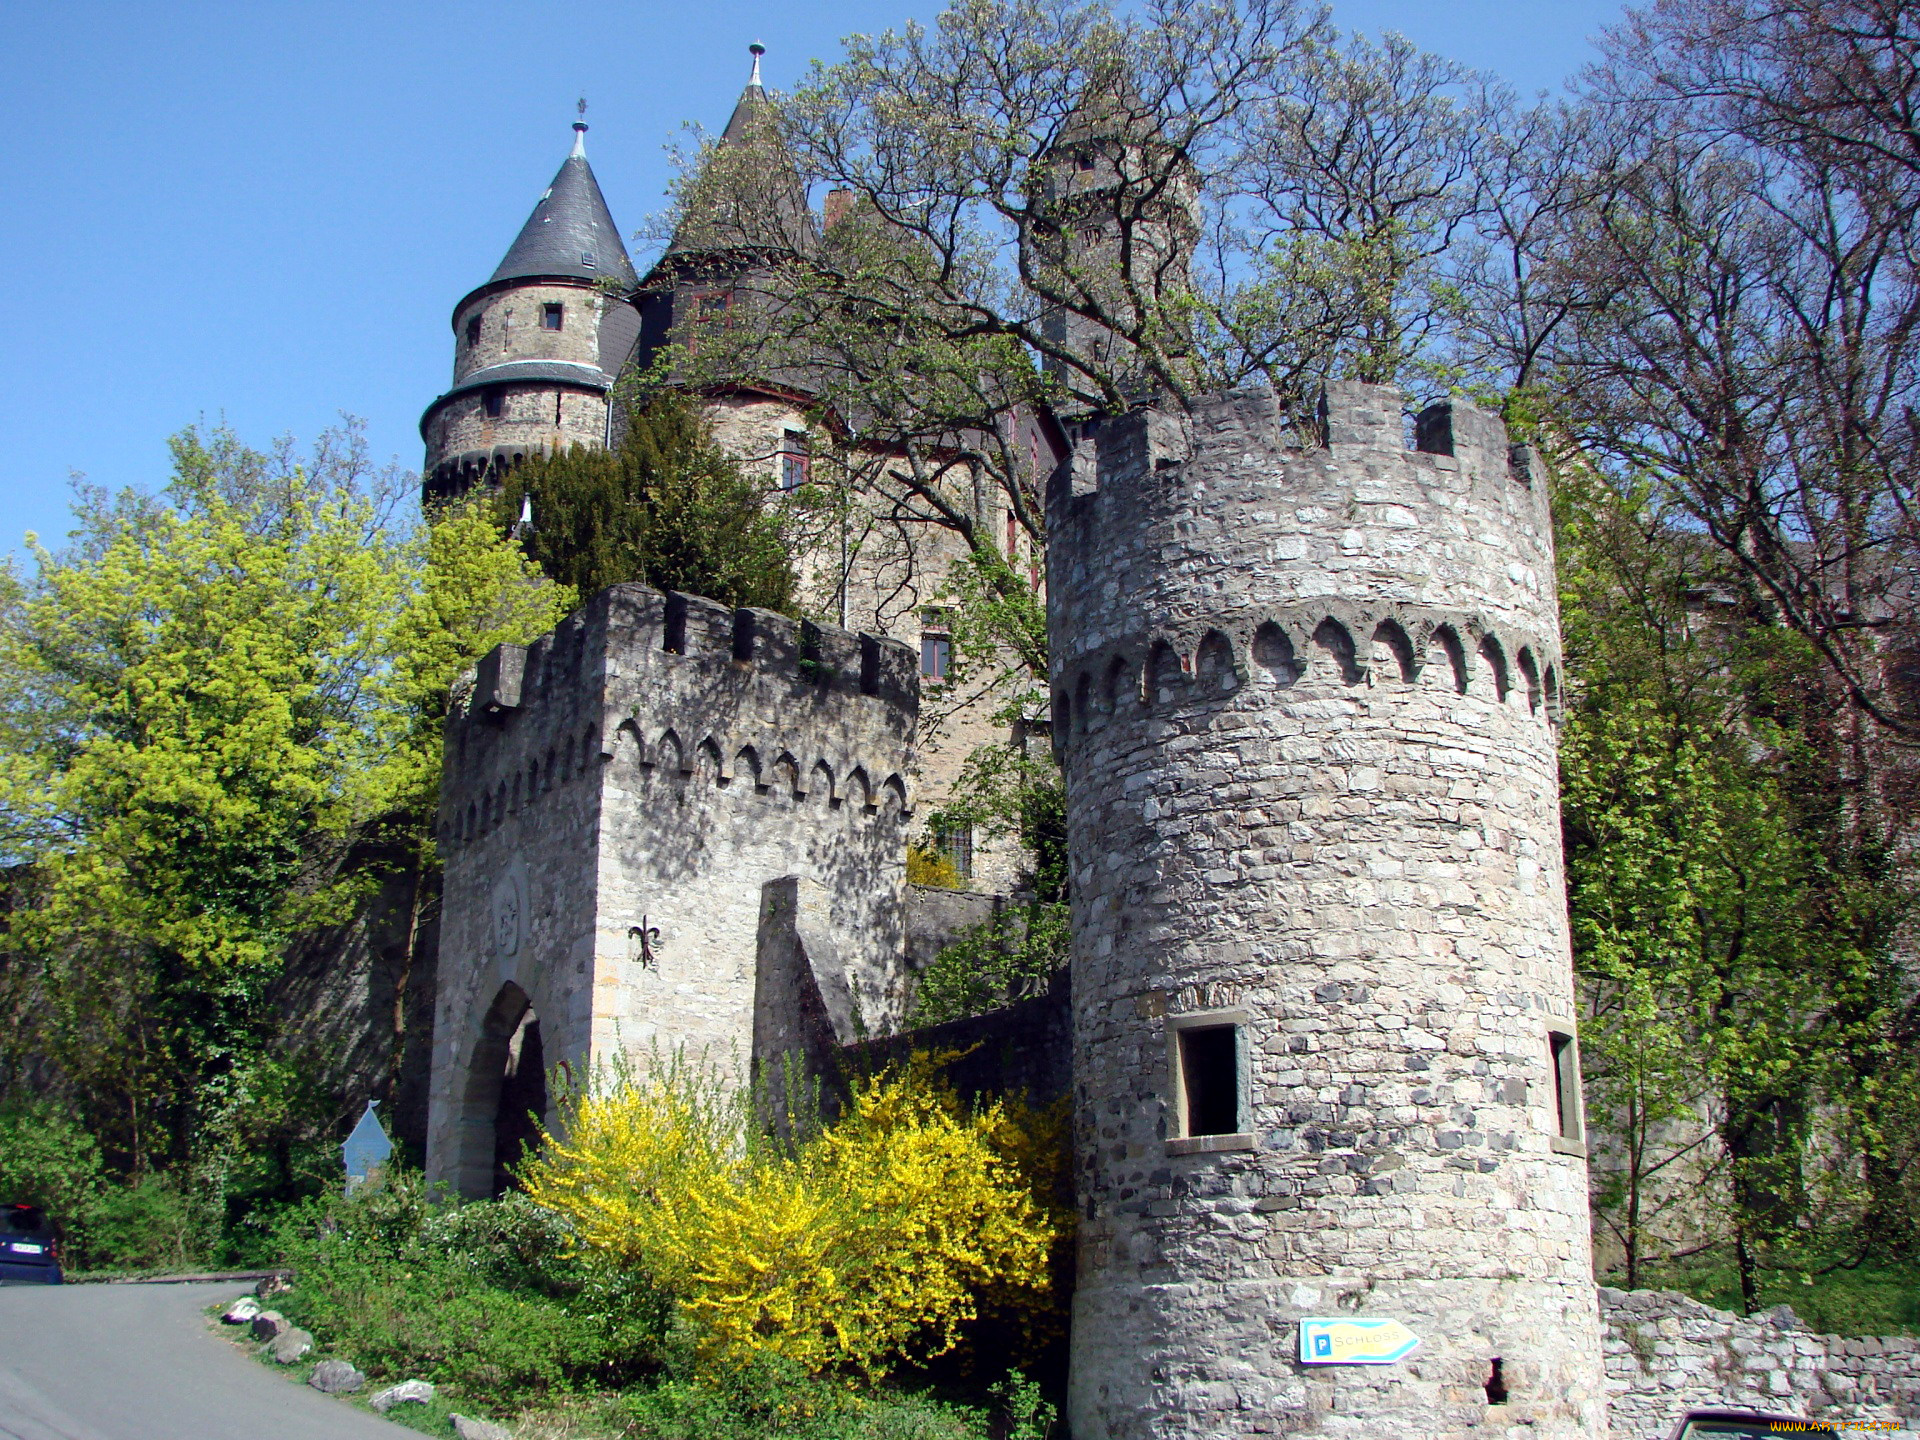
[490,121,638,289]
[420,117,645,501]
[649,43,814,271]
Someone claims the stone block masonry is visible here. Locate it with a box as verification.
[1048,382,1603,1437]
[425,583,917,1199]
[1602,1288,1920,1437]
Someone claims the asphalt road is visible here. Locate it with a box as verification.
[0,1280,405,1440]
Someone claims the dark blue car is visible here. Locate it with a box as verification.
[0,1204,62,1284]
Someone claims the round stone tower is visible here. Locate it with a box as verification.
[420,119,641,501]
[1048,383,1605,1438]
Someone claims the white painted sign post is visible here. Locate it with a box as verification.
[1298,1317,1422,1365]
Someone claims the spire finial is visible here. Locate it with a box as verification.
[748,42,765,87]
[571,97,588,157]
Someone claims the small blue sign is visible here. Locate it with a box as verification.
[1298,1317,1422,1365]
[342,1102,393,1197]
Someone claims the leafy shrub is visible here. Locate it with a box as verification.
[86,1174,198,1271]
[271,1172,662,1406]
[615,1351,1055,1440]
[0,1106,104,1254]
[909,905,1068,1026]
[521,1054,1063,1377]
[906,844,964,890]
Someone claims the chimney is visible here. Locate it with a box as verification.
[823,188,856,230]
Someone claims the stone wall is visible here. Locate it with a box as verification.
[1602,1288,1920,1437]
[424,280,633,487]
[425,583,917,1198]
[1048,382,1601,1438]
[842,965,1072,1111]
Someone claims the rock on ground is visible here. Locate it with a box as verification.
[450,1415,511,1440]
[269,1327,313,1364]
[370,1379,436,1413]
[306,1360,364,1394]
[247,1310,286,1340]
[254,1273,292,1300]
[220,1296,260,1324]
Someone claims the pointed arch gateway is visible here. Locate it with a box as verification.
[453,983,550,1200]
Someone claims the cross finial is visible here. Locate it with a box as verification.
[577,96,588,121]
[571,97,588,155]
[748,42,765,87]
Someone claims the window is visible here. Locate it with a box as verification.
[466,315,481,347]
[1549,1028,1584,1150]
[1077,152,1097,171]
[580,249,597,270]
[483,389,505,419]
[1167,1010,1253,1153]
[921,633,952,681]
[932,821,972,880]
[780,429,811,491]
[1179,1026,1239,1136]
[685,289,732,354]
[920,609,951,681]
[541,303,564,331]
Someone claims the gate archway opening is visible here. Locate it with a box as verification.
[454,983,550,1199]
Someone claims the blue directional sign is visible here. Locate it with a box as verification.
[1298,1317,1422,1365]
[342,1102,393,1197]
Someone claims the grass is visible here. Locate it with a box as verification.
[207,1294,1053,1440]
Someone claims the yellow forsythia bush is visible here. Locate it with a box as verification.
[519,1053,1063,1377]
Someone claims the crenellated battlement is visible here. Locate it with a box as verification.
[1045,381,1560,711]
[1048,381,1539,519]
[429,580,919,1201]
[438,584,917,853]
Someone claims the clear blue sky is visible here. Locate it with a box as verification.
[0,0,1628,554]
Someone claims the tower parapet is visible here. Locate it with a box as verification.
[1049,382,1602,1438]
[426,584,916,1199]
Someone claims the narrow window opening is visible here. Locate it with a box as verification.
[1550,1031,1582,1143]
[1485,1358,1508,1405]
[685,288,732,354]
[732,610,756,663]
[921,634,951,680]
[663,595,688,655]
[780,429,811,491]
[542,303,564,331]
[921,610,952,681]
[933,821,973,881]
[466,315,481,347]
[1179,1025,1240,1137]
[555,392,563,424]
[858,634,881,696]
[483,389,505,419]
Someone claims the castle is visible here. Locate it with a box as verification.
[410,52,1916,1440]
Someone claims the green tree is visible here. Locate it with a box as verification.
[1557,461,1914,1305]
[910,551,1069,1025]
[495,391,798,612]
[0,423,570,1199]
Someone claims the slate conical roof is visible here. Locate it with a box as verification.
[655,45,814,268]
[490,123,638,288]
